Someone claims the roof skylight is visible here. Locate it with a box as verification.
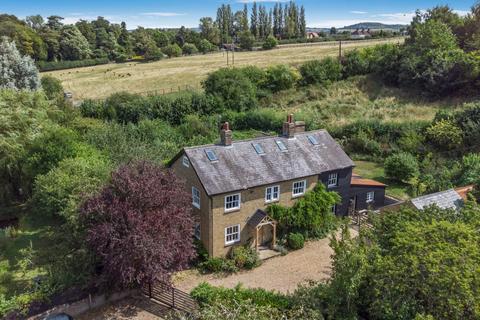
[252,143,265,155]
[307,135,319,145]
[205,149,218,161]
[275,140,288,151]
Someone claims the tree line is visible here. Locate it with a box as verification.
[0,1,306,70]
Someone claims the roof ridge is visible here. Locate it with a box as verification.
[184,129,328,151]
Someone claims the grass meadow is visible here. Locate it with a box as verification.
[45,38,403,101]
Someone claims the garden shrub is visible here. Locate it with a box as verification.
[223,109,285,132]
[262,35,278,50]
[162,44,182,57]
[40,76,64,101]
[198,257,238,273]
[299,57,342,86]
[426,119,463,150]
[384,152,420,183]
[264,64,300,92]
[203,68,257,111]
[342,49,371,77]
[191,283,290,309]
[182,43,198,55]
[230,246,261,270]
[287,233,304,250]
[198,39,217,54]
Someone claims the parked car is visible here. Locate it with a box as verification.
[45,313,73,320]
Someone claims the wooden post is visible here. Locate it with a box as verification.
[272,223,276,249]
[172,286,175,308]
[338,40,342,61]
[256,227,259,251]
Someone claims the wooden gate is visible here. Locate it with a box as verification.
[142,281,198,315]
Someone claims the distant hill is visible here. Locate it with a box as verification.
[341,22,407,30]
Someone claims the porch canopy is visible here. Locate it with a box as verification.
[247,209,277,250]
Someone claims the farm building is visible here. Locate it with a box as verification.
[169,115,387,257]
[351,28,372,39]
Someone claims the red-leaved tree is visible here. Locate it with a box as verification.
[80,161,195,289]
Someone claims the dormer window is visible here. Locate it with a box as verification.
[252,143,265,155]
[205,149,218,161]
[307,135,319,145]
[275,140,288,151]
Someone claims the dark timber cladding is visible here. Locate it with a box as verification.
[183,130,355,196]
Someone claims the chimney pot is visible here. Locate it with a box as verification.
[283,114,295,138]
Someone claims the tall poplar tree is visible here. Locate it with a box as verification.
[251,2,259,38]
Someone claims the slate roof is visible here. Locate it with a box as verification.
[247,209,268,228]
[410,189,464,211]
[179,130,355,196]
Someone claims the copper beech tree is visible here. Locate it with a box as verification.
[80,161,196,289]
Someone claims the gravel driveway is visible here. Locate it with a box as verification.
[174,229,358,294]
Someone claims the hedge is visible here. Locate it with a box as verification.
[37,58,109,72]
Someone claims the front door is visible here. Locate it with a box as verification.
[259,225,273,247]
[348,196,356,215]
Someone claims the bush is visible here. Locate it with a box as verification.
[203,68,257,111]
[198,39,217,54]
[287,233,305,250]
[342,49,371,77]
[182,43,198,55]
[230,246,261,270]
[40,76,64,101]
[239,31,255,50]
[262,36,278,50]
[37,58,109,72]
[426,119,463,150]
[162,44,182,57]
[264,64,300,92]
[198,257,238,273]
[384,152,420,183]
[299,57,343,86]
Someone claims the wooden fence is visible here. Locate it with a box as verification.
[142,281,198,315]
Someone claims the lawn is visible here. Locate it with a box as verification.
[354,160,410,200]
[0,206,57,298]
[44,38,402,101]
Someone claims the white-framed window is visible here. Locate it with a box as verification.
[225,193,241,212]
[331,204,337,214]
[366,191,375,203]
[327,173,338,188]
[192,186,200,209]
[194,223,201,240]
[265,185,280,203]
[225,224,240,245]
[292,180,306,197]
[182,155,190,167]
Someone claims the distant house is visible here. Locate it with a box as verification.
[169,115,387,257]
[351,28,372,39]
[307,32,320,39]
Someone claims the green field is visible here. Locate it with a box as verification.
[45,38,403,101]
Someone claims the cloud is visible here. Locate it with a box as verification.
[369,12,416,24]
[453,10,470,16]
[350,11,367,14]
[140,12,186,17]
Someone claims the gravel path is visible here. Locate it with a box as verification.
[174,229,358,294]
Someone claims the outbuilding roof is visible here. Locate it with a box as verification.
[410,189,464,211]
[178,130,355,196]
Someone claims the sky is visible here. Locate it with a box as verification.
[2,0,475,29]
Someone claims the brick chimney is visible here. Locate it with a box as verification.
[220,122,232,146]
[295,120,305,133]
[282,114,295,138]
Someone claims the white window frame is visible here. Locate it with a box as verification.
[224,193,241,212]
[366,191,375,203]
[182,155,190,167]
[265,185,280,203]
[292,180,307,197]
[194,223,201,240]
[192,186,200,209]
[225,224,240,245]
[331,204,337,214]
[327,173,338,188]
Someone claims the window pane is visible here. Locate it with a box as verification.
[275,140,287,151]
[307,135,319,145]
[205,149,218,161]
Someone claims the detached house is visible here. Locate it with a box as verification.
[169,115,386,257]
